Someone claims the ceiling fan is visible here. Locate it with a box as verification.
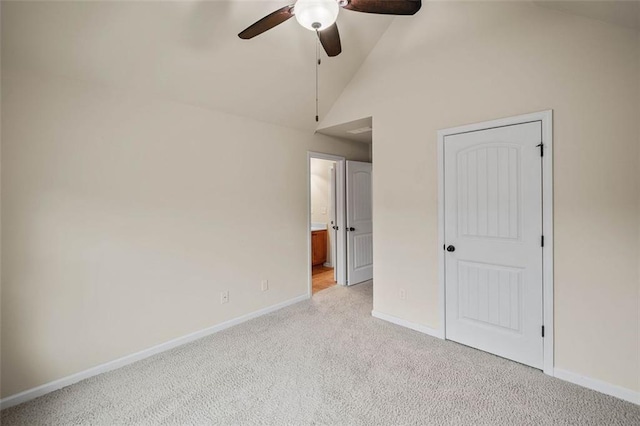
[238,0,422,57]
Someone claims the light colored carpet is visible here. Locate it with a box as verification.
[2,282,639,425]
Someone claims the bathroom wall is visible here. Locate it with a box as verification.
[310,158,335,265]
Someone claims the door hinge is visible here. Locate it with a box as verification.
[541,235,544,247]
[536,143,544,157]
[541,325,545,338]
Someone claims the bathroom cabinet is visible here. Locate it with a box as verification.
[311,230,327,266]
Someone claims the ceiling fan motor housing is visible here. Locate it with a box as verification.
[294,0,340,31]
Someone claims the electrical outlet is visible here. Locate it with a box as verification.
[261,280,269,292]
[399,289,406,300]
[220,290,229,304]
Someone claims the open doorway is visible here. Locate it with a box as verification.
[310,118,374,296]
[308,152,347,296]
[307,154,374,296]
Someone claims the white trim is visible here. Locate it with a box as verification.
[540,111,554,375]
[371,310,444,339]
[437,110,554,374]
[554,368,639,405]
[437,125,447,340]
[308,151,346,294]
[0,293,310,410]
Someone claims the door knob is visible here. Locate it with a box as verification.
[348,227,355,232]
[446,245,455,252]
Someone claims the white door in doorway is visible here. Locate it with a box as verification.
[329,166,338,281]
[346,161,373,285]
[444,121,543,369]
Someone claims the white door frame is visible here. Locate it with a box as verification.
[437,110,554,375]
[308,152,347,296]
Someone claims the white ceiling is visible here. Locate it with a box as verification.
[1,1,394,131]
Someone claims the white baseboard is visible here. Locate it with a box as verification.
[553,368,639,405]
[371,310,444,339]
[0,293,310,411]
[5,298,637,410]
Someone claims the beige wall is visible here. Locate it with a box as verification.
[310,158,334,265]
[0,70,369,398]
[320,2,640,392]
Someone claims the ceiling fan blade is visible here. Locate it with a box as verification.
[317,23,342,57]
[342,0,421,15]
[238,5,294,39]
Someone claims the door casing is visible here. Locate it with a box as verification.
[437,110,554,375]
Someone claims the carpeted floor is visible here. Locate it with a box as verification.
[2,282,640,425]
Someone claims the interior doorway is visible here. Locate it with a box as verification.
[307,152,374,295]
[308,153,346,295]
[310,157,338,294]
[309,116,374,295]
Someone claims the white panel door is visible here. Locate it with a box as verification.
[346,161,373,285]
[444,122,543,369]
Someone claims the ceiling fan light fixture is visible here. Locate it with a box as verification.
[294,0,339,31]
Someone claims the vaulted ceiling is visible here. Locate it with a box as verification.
[2,1,638,134]
[1,1,394,131]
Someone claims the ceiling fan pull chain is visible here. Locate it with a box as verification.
[315,33,320,123]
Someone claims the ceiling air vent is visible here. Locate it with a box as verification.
[347,126,372,135]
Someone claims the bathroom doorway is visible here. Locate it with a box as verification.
[308,153,346,295]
